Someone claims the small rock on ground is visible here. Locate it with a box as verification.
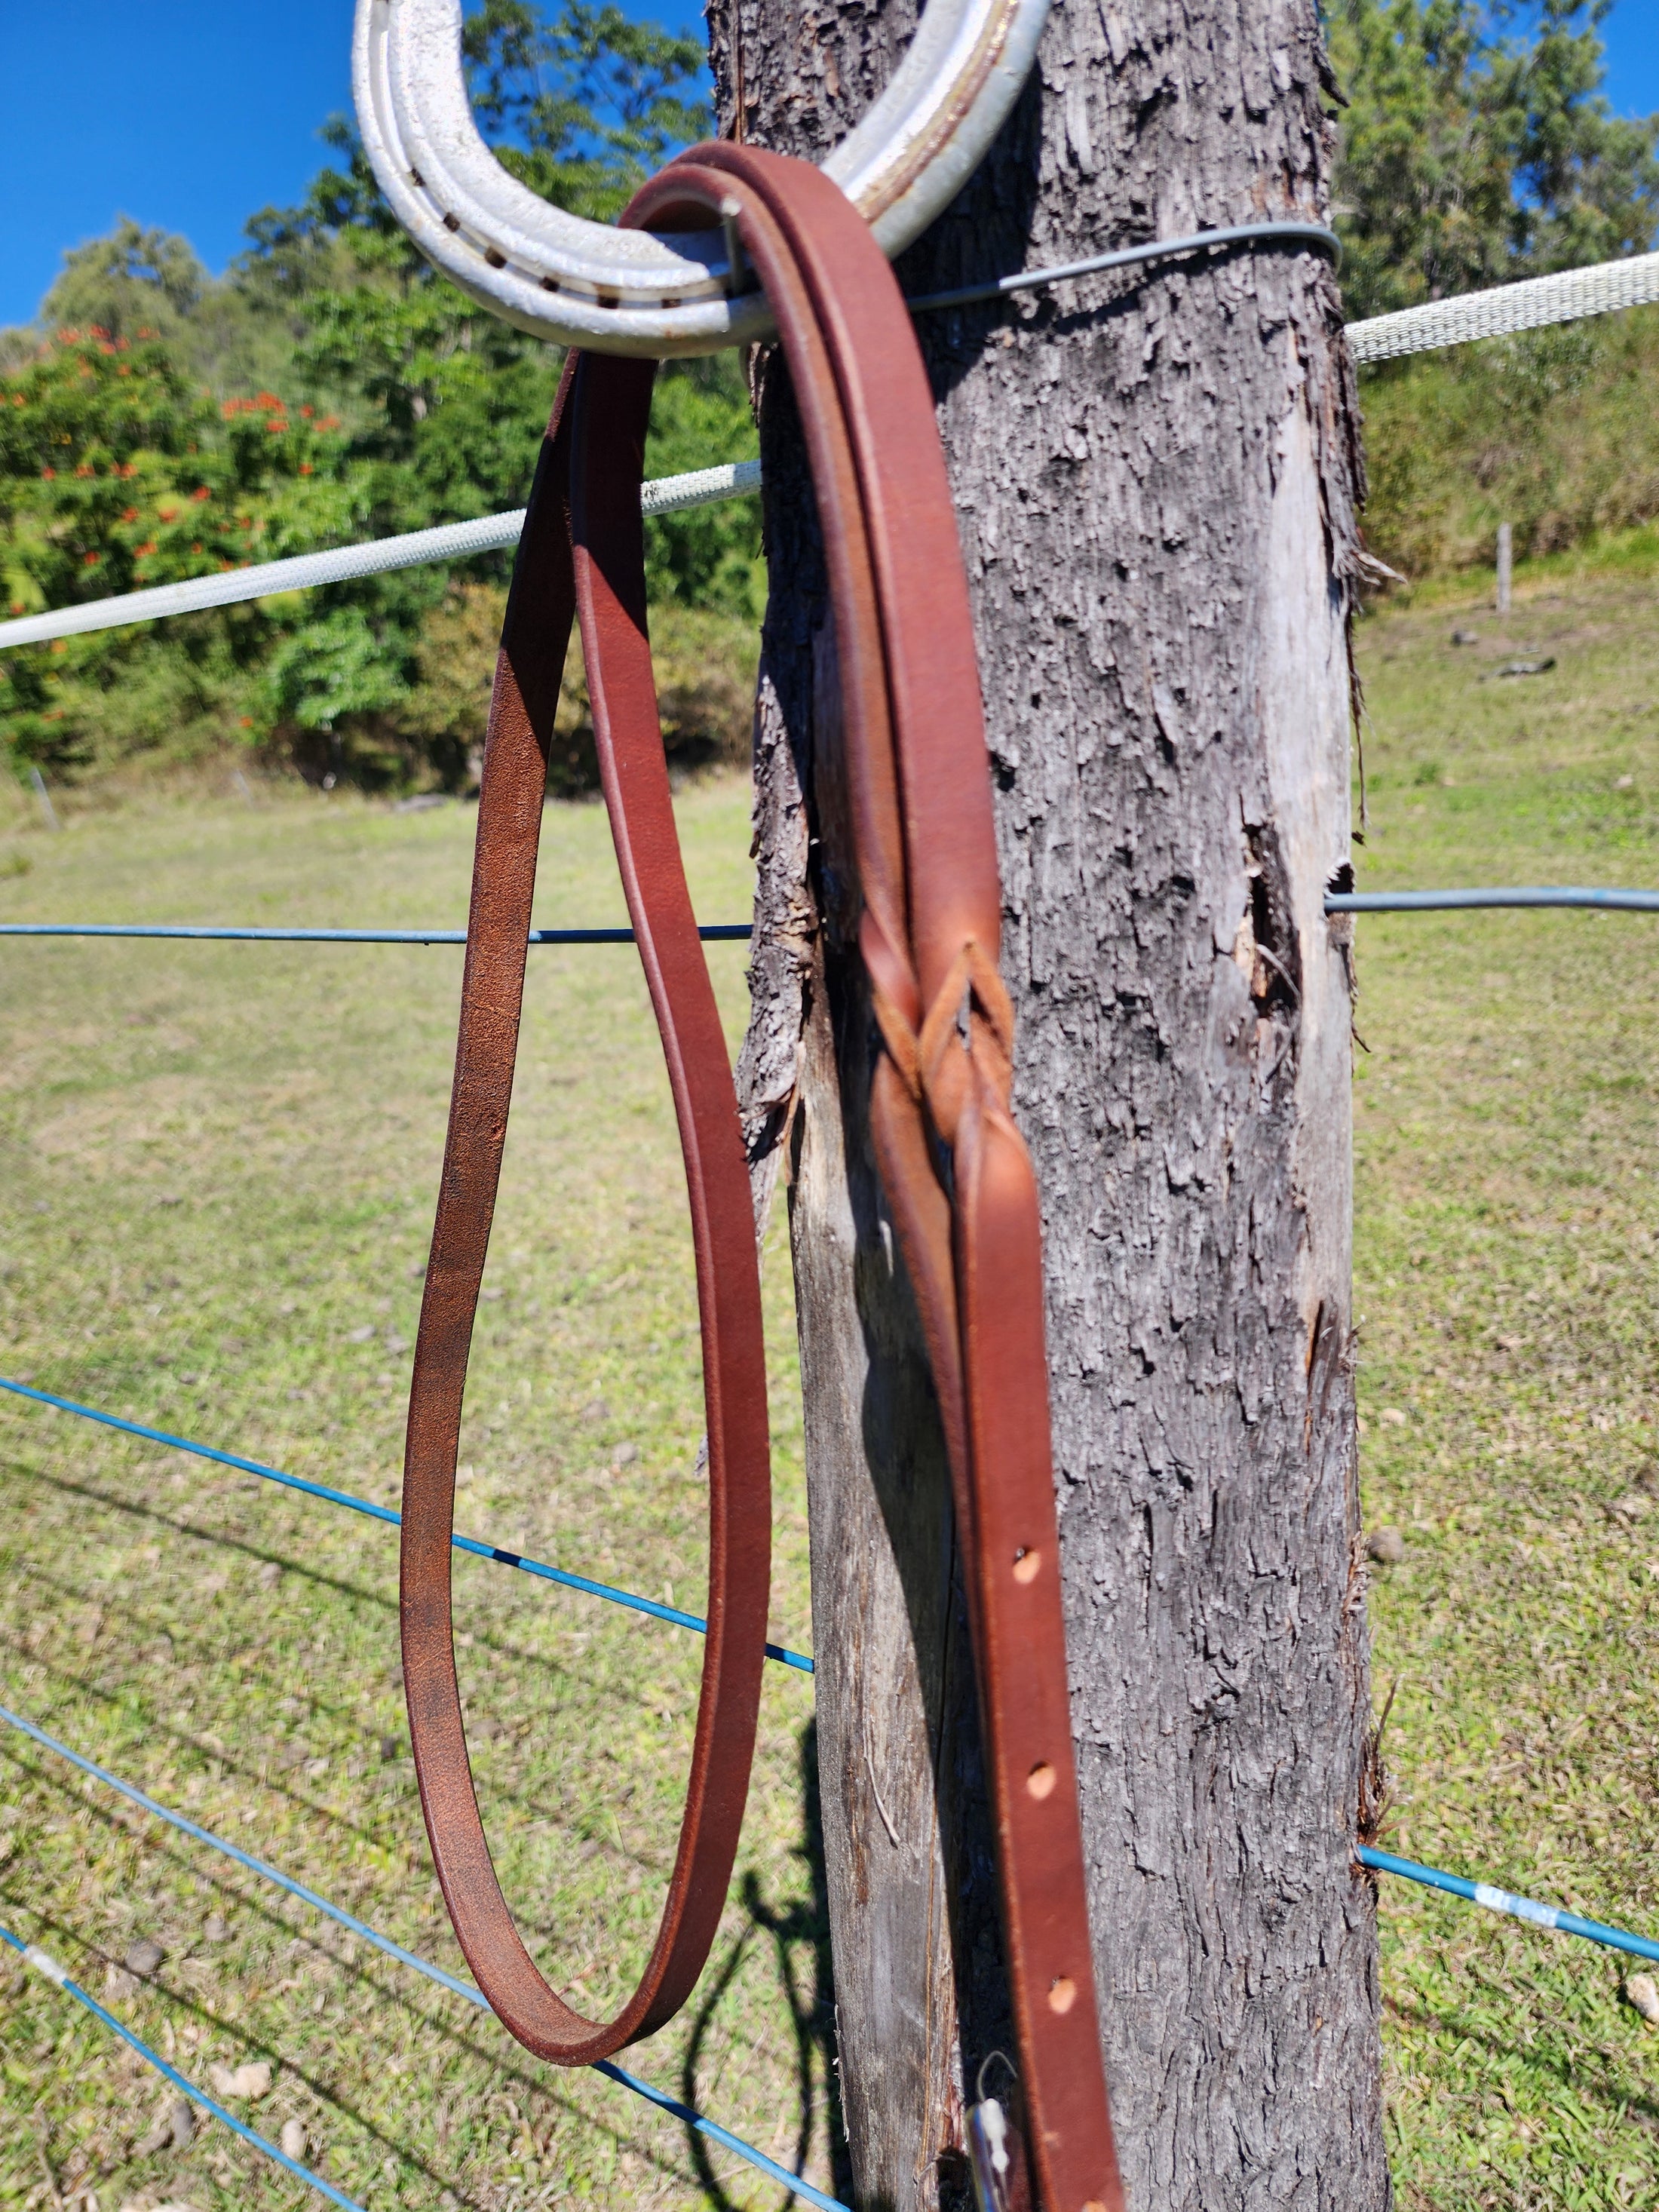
[1367,1527,1406,1566]
[207,2060,272,2100]
[123,1938,166,1977]
[279,2118,308,2161]
[1626,1972,1659,2025]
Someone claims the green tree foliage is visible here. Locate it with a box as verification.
[1326,0,1659,584]
[0,2,759,793]
[1330,0,1659,320]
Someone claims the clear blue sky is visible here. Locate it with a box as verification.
[1,0,1655,330]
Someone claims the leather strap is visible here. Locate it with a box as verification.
[401,143,1124,2212]
[400,351,772,2067]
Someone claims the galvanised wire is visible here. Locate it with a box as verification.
[0,1377,814,1674]
[1,1919,369,2212]
[903,218,1340,312]
[0,1703,851,2212]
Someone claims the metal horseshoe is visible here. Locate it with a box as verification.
[352,0,1050,355]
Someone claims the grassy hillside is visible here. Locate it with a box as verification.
[1358,304,1659,582]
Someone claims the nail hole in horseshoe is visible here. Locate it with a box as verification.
[1013,1545,1040,1584]
[1048,1976,1077,2014]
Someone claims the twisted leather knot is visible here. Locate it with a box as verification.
[874,937,1015,1149]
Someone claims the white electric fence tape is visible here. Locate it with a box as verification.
[0,460,761,652]
[1346,248,1659,364]
[4,247,1657,654]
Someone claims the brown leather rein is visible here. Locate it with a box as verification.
[401,144,1124,2212]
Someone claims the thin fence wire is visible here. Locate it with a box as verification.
[1,1920,370,2212]
[0,1378,814,1672]
[0,1703,850,2212]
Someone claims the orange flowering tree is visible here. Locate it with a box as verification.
[0,328,354,769]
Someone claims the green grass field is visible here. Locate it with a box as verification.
[1352,545,1659,2209]
[0,779,833,2212]
[0,534,1654,2210]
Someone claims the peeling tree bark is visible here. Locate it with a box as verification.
[710,0,1388,2204]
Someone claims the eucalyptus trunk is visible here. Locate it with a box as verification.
[710,1,1388,2204]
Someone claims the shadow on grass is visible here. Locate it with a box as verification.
[681,1721,853,2211]
[0,1456,700,1883]
[3,1683,839,2206]
[1384,1991,1659,2128]
[1,1834,700,2210]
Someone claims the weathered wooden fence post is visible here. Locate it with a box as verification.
[715,1,1390,2202]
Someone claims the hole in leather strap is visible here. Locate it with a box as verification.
[1048,1975,1077,2014]
[1027,1762,1056,1800]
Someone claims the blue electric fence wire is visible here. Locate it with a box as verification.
[1360,1846,1659,1963]
[0,1376,814,1674]
[0,1703,851,2212]
[1328,887,1659,913]
[0,922,756,944]
[589,2060,848,2212]
[5,896,1659,943]
[0,1702,481,2002]
[0,1919,368,2211]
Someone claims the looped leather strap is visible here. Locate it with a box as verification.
[402,141,1124,2211]
[400,348,771,2066]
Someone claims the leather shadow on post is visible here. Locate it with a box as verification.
[400,143,1124,2212]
